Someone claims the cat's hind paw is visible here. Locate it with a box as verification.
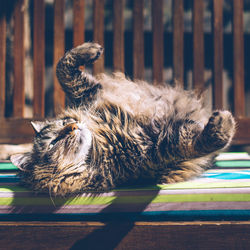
[198,110,236,151]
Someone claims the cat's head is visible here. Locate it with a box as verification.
[11,117,92,173]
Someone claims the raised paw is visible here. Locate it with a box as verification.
[201,110,236,150]
[71,42,104,65]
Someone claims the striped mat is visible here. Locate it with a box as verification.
[0,152,250,221]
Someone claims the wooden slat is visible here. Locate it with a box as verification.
[93,0,104,75]
[73,0,85,47]
[133,0,144,80]
[152,0,163,84]
[13,0,25,118]
[233,0,245,117]
[53,0,65,115]
[193,0,204,93]
[212,0,224,109]
[0,14,6,118]
[233,118,250,145]
[2,221,250,249]
[33,0,45,118]
[173,0,184,85]
[0,118,35,144]
[113,0,124,72]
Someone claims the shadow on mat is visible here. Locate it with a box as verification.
[70,188,160,250]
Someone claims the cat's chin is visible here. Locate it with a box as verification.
[74,122,92,160]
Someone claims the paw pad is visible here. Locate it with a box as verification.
[206,110,235,147]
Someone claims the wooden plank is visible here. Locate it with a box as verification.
[53,0,65,115]
[133,0,144,80]
[0,13,6,118]
[193,0,204,93]
[13,0,25,118]
[152,0,163,84]
[33,0,45,118]
[212,0,224,109]
[1,221,250,249]
[233,117,250,145]
[93,0,104,75]
[0,118,35,144]
[233,0,245,117]
[73,0,85,47]
[113,0,124,72]
[173,0,184,85]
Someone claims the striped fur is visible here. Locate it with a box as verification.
[11,43,235,195]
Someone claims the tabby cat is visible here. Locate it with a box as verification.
[11,42,235,195]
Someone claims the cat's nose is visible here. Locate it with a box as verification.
[60,123,78,136]
[67,123,78,132]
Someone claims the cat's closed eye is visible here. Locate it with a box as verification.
[48,138,59,150]
[63,117,76,126]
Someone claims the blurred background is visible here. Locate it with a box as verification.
[0,0,249,149]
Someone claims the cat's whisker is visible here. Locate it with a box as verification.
[48,187,56,207]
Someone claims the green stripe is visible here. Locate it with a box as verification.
[0,186,28,192]
[0,193,250,206]
[0,196,116,206]
[1,178,250,193]
[215,161,250,167]
[0,163,18,170]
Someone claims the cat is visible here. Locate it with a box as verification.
[11,42,235,195]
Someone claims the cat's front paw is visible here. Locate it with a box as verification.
[204,110,235,148]
[71,42,104,65]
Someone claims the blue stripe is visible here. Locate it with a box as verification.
[0,175,18,178]
[0,210,250,222]
[203,171,250,180]
[0,177,20,183]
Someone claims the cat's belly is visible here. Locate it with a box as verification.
[99,73,209,124]
[100,77,169,118]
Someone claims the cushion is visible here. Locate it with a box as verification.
[0,152,250,221]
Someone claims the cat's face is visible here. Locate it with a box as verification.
[11,117,92,171]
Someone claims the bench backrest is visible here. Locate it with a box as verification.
[0,0,249,144]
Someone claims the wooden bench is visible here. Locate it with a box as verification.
[0,1,250,249]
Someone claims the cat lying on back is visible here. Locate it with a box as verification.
[11,42,235,195]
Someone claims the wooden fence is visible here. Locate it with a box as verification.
[0,0,249,145]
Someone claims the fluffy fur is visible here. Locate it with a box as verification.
[11,43,235,195]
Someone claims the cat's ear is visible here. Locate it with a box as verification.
[31,121,46,134]
[10,153,31,172]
